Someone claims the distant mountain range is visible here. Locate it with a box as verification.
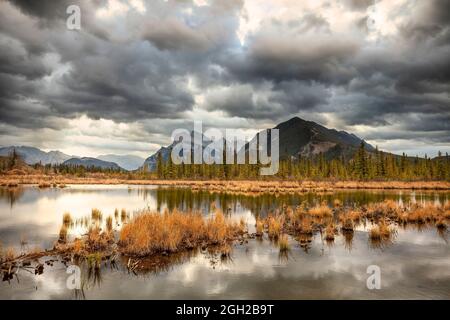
[63,157,122,170]
[141,117,375,171]
[0,146,144,171]
[3,117,436,173]
[0,146,73,165]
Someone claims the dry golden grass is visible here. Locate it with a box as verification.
[119,209,244,256]
[369,226,382,240]
[0,245,16,263]
[369,219,394,241]
[333,199,342,208]
[325,224,337,241]
[309,204,333,218]
[86,225,113,251]
[38,182,51,188]
[72,238,85,255]
[267,216,283,239]
[62,212,72,226]
[106,216,113,233]
[297,217,313,235]
[121,209,127,222]
[407,204,438,224]
[114,208,119,220]
[278,234,290,252]
[285,206,295,222]
[339,215,355,232]
[255,219,264,236]
[91,208,103,221]
[2,175,450,193]
[59,225,68,243]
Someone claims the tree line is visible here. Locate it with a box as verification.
[152,142,450,181]
[2,145,449,181]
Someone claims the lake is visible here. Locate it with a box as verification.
[0,185,449,299]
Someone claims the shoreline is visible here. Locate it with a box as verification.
[1,175,450,192]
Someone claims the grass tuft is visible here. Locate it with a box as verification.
[91,208,103,221]
[278,234,290,252]
[119,209,243,256]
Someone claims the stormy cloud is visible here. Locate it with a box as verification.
[0,0,448,157]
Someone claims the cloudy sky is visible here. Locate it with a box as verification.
[0,0,449,158]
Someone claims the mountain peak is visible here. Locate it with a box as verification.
[276,116,307,128]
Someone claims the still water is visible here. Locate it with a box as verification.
[0,185,449,299]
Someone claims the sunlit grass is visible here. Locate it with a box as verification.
[119,209,244,256]
[106,216,113,233]
[309,204,333,218]
[267,216,282,239]
[91,208,103,221]
[255,219,264,237]
[59,225,68,243]
[62,212,72,226]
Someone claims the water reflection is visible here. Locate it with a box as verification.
[0,185,449,250]
[0,185,449,299]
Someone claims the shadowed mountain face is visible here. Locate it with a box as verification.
[0,146,72,165]
[63,157,122,170]
[273,117,375,159]
[142,117,375,171]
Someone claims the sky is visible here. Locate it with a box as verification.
[0,0,449,158]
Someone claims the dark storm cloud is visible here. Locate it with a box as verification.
[225,34,359,85]
[0,0,449,155]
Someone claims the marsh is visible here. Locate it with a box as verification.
[0,185,449,299]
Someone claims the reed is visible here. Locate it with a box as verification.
[309,204,333,218]
[369,220,394,241]
[267,216,282,239]
[369,226,382,240]
[0,247,16,263]
[91,208,103,221]
[62,212,72,226]
[119,209,243,256]
[106,216,113,233]
[340,216,354,232]
[325,224,337,241]
[278,234,290,252]
[333,199,342,208]
[297,217,313,235]
[59,225,68,243]
[121,209,127,222]
[86,225,112,251]
[255,219,264,236]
